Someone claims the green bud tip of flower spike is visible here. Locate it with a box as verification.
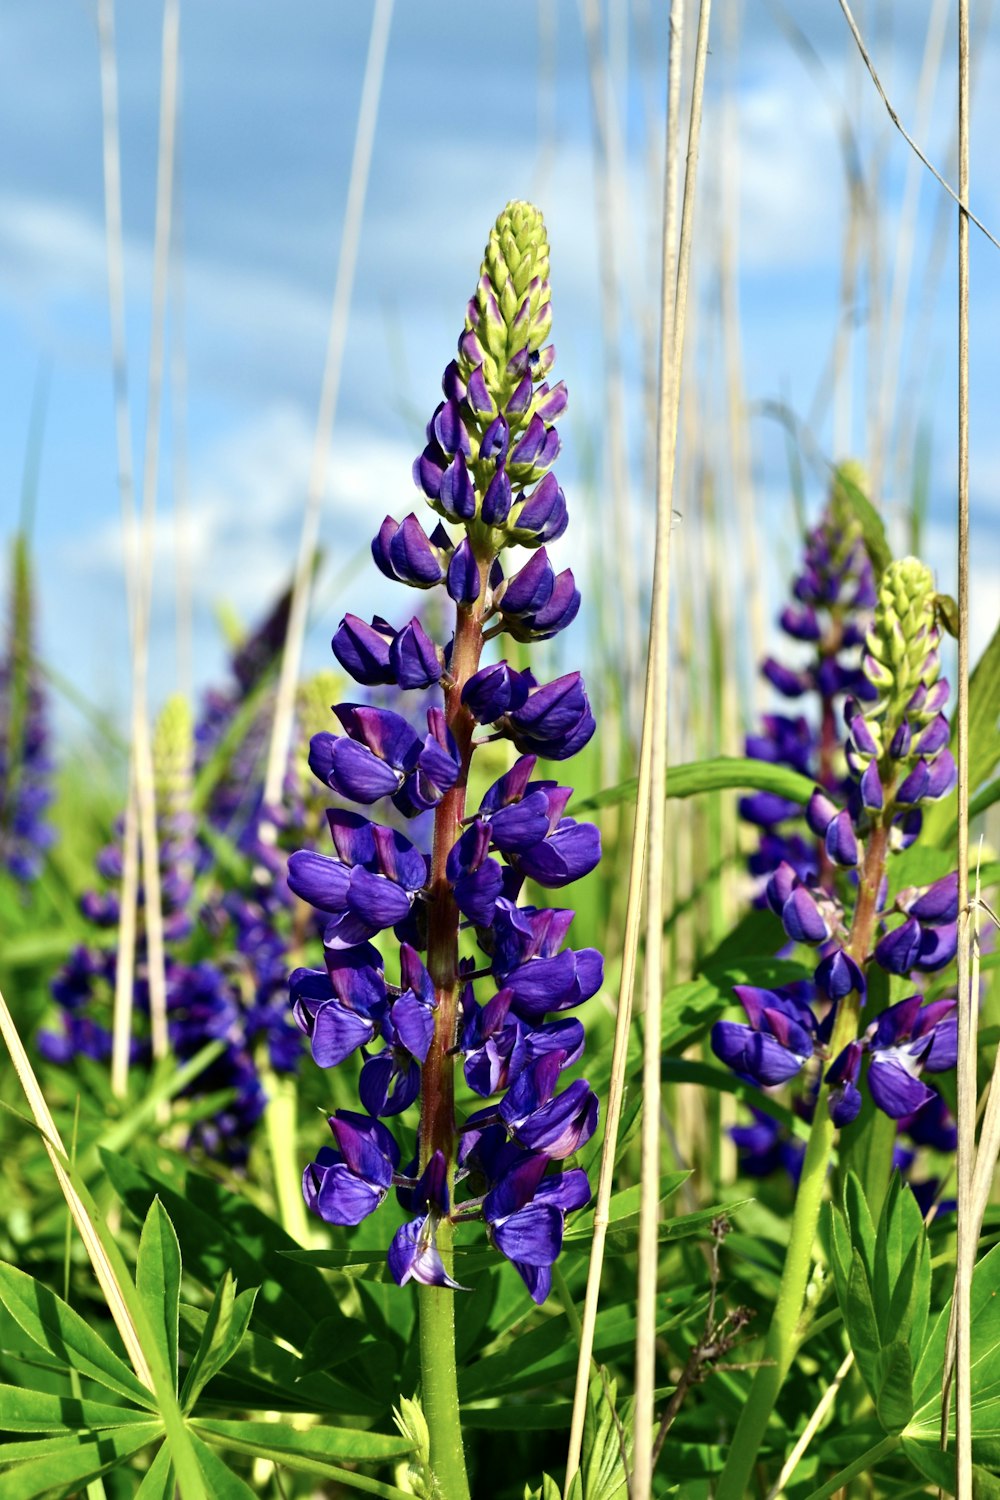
[865,557,941,735]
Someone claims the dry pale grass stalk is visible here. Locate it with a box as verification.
[765,1350,855,1500]
[97,0,137,1096]
[950,0,973,1489]
[563,2,687,1486]
[171,148,194,706]
[633,1,712,1493]
[564,706,652,1494]
[261,0,393,813]
[0,981,154,1389]
[127,0,182,1067]
[578,0,643,735]
[836,0,1000,253]
[96,0,150,1095]
[871,0,947,510]
[719,0,764,707]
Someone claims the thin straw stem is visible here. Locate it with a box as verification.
[871,0,948,510]
[953,0,973,1489]
[564,3,689,1486]
[95,0,144,1097]
[261,0,393,813]
[171,136,194,706]
[578,0,642,736]
[767,1353,854,1499]
[0,980,154,1389]
[719,0,764,707]
[564,708,652,1493]
[836,0,1000,253]
[633,2,712,1494]
[130,0,182,1065]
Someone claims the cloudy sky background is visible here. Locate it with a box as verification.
[0,0,997,749]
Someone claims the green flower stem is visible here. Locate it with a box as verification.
[713,1003,856,1500]
[418,1221,471,1500]
[715,823,892,1499]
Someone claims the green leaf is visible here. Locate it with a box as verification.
[187,1432,258,1499]
[133,1442,173,1499]
[905,1241,1000,1464]
[0,1423,162,1500]
[874,1339,914,1434]
[873,1173,929,1351]
[191,1418,413,1463]
[968,618,1000,793]
[0,1383,152,1433]
[177,1305,382,1417]
[828,1206,853,1315]
[581,1373,630,1500]
[191,1426,415,1498]
[571,755,816,816]
[901,1439,1000,1496]
[845,1249,880,1395]
[833,464,893,575]
[180,1277,256,1414]
[0,1263,154,1409]
[462,1403,572,1430]
[842,1172,876,1282]
[562,1173,689,1242]
[100,1149,334,1353]
[136,1199,182,1389]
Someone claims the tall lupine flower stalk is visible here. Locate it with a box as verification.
[40,695,300,1167]
[715,556,958,1500]
[0,538,56,886]
[742,471,876,898]
[288,203,601,1498]
[734,488,956,1200]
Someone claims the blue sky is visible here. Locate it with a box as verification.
[0,0,997,743]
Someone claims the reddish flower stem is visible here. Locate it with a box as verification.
[421,558,489,1172]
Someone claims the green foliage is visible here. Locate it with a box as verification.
[829,1173,931,1434]
[572,755,816,816]
[0,1190,413,1498]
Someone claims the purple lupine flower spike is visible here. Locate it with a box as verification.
[0,539,57,884]
[288,202,599,1301]
[719,550,961,1174]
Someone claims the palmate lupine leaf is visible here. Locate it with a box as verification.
[0,1263,156,1409]
[99,1147,337,1353]
[177,1304,379,1416]
[0,1424,164,1500]
[829,1173,932,1436]
[806,1233,1000,1499]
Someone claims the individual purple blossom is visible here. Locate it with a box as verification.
[303,1112,400,1225]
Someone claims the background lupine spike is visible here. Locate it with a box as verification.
[153,694,194,824]
[0,535,57,884]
